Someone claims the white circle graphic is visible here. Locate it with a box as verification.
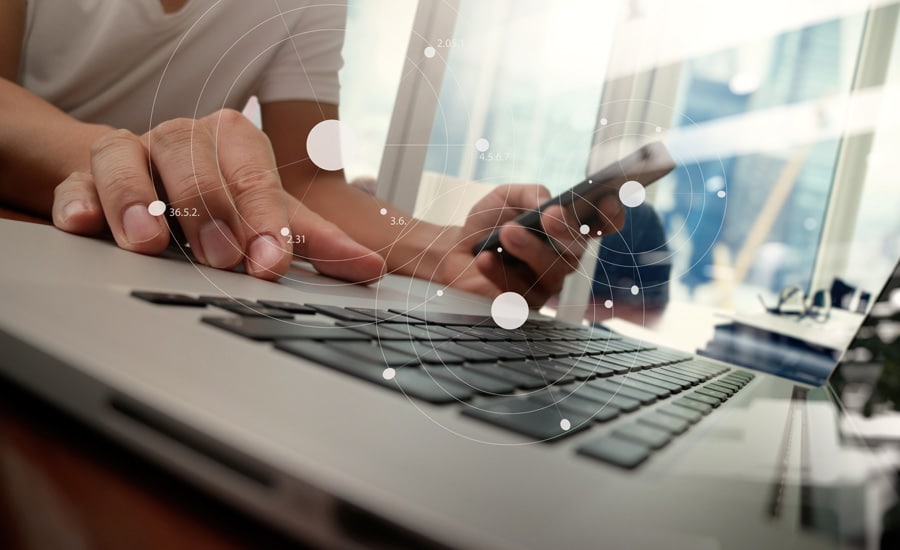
[307,119,357,171]
[579,224,590,235]
[619,180,646,208]
[148,200,166,217]
[560,418,571,431]
[424,46,436,58]
[475,138,490,152]
[491,292,529,330]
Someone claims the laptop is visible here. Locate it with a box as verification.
[0,217,897,549]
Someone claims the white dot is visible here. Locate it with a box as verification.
[491,291,529,330]
[280,227,290,237]
[560,418,571,431]
[579,224,590,235]
[619,180,646,208]
[148,200,166,217]
[436,289,444,297]
[379,207,388,216]
[803,217,818,231]
[497,246,503,253]
[604,299,614,309]
[630,285,640,295]
[475,138,490,152]
[600,118,608,126]
[596,230,603,236]
[382,368,396,380]
[588,180,593,184]
[424,46,436,58]
[717,190,727,198]
[705,176,725,193]
[307,119,357,171]
[655,126,662,133]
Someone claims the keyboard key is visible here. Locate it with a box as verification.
[202,316,368,341]
[348,308,424,324]
[566,384,641,413]
[657,404,703,424]
[497,361,575,385]
[613,422,672,449]
[685,389,725,407]
[674,396,714,414]
[455,340,524,361]
[131,290,206,307]
[423,366,516,394]
[608,377,672,399]
[327,341,420,367]
[639,370,695,390]
[706,379,740,391]
[400,310,493,326]
[380,340,465,364]
[307,304,378,322]
[531,388,621,422]
[638,412,690,435]
[380,323,450,341]
[213,303,295,319]
[462,363,544,389]
[462,397,590,441]
[627,372,683,393]
[585,379,657,405]
[256,300,316,314]
[557,358,617,378]
[337,322,409,340]
[577,435,651,469]
[704,382,737,396]
[197,295,257,307]
[274,340,472,404]
[420,325,480,341]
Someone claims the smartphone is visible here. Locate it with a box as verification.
[471,141,675,257]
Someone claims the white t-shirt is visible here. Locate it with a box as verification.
[19,0,346,134]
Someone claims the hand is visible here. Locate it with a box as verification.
[51,109,385,283]
[445,183,625,306]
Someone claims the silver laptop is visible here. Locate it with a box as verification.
[1,216,898,549]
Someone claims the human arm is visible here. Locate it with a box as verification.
[0,0,112,219]
[262,101,625,306]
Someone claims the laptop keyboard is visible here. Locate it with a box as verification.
[132,290,755,470]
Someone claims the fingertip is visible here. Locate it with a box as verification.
[54,199,106,235]
[246,234,291,281]
[119,203,169,253]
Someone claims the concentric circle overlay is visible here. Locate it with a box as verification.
[307,119,356,171]
[148,200,166,217]
[619,180,646,208]
[491,292,529,330]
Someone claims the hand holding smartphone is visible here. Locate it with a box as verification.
[471,141,675,257]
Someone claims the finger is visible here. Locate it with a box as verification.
[474,251,553,307]
[599,194,626,233]
[148,116,244,270]
[497,223,579,291]
[204,109,293,279]
[463,184,551,245]
[284,194,386,284]
[90,129,169,253]
[52,172,106,235]
[540,205,590,252]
